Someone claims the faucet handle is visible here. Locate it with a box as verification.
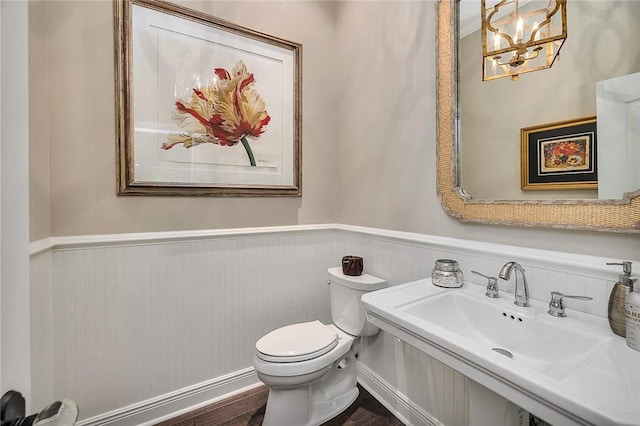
[472,270,500,298]
[548,291,593,317]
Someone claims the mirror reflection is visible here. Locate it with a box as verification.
[458,0,640,200]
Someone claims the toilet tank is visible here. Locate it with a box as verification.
[328,267,387,336]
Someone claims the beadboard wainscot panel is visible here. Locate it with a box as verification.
[29,224,636,425]
[336,224,629,318]
[31,226,338,424]
[336,225,636,425]
[356,333,469,426]
[30,245,54,413]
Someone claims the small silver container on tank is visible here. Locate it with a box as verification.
[432,259,463,288]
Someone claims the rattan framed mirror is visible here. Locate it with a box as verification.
[436,0,640,233]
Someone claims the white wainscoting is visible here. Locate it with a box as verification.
[356,334,468,426]
[335,226,628,426]
[31,226,337,423]
[29,225,633,425]
[336,225,623,319]
[30,249,55,412]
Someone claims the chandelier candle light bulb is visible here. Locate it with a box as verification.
[515,17,524,42]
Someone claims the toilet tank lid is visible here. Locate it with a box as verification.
[328,267,387,291]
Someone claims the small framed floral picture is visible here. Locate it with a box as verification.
[521,116,597,191]
[114,0,302,196]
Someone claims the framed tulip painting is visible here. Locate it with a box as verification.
[521,116,598,191]
[114,0,302,196]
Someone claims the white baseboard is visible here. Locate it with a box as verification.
[78,361,441,426]
[77,368,260,426]
[356,361,443,426]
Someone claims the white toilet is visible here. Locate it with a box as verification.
[253,266,387,426]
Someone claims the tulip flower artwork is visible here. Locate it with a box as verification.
[162,60,271,167]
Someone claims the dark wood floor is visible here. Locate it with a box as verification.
[156,384,404,426]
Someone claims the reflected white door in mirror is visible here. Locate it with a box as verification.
[597,72,640,200]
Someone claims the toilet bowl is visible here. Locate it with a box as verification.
[253,267,387,426]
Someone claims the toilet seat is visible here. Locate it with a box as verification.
[254,324,354,378]
[256,320,339,363]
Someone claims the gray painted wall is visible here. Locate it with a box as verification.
[29,0,639,260]
[30,0,338,239]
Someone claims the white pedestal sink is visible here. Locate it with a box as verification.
[361,279,640,426]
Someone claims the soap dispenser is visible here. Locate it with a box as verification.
[607,261,636,337]
[626,276,640,351]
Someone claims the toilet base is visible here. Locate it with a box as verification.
[260,346,359,426]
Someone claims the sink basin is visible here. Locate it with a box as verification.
[399,290,605,380]
[362,279,640,426]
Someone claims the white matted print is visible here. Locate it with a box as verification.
[115,0,302,196]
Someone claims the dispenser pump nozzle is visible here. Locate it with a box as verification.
[607,261,636,286]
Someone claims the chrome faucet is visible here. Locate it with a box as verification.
[498,261,530,307]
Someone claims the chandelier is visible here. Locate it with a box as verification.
[481,0,567,81]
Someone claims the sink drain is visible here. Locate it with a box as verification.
[492,348,513,358]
